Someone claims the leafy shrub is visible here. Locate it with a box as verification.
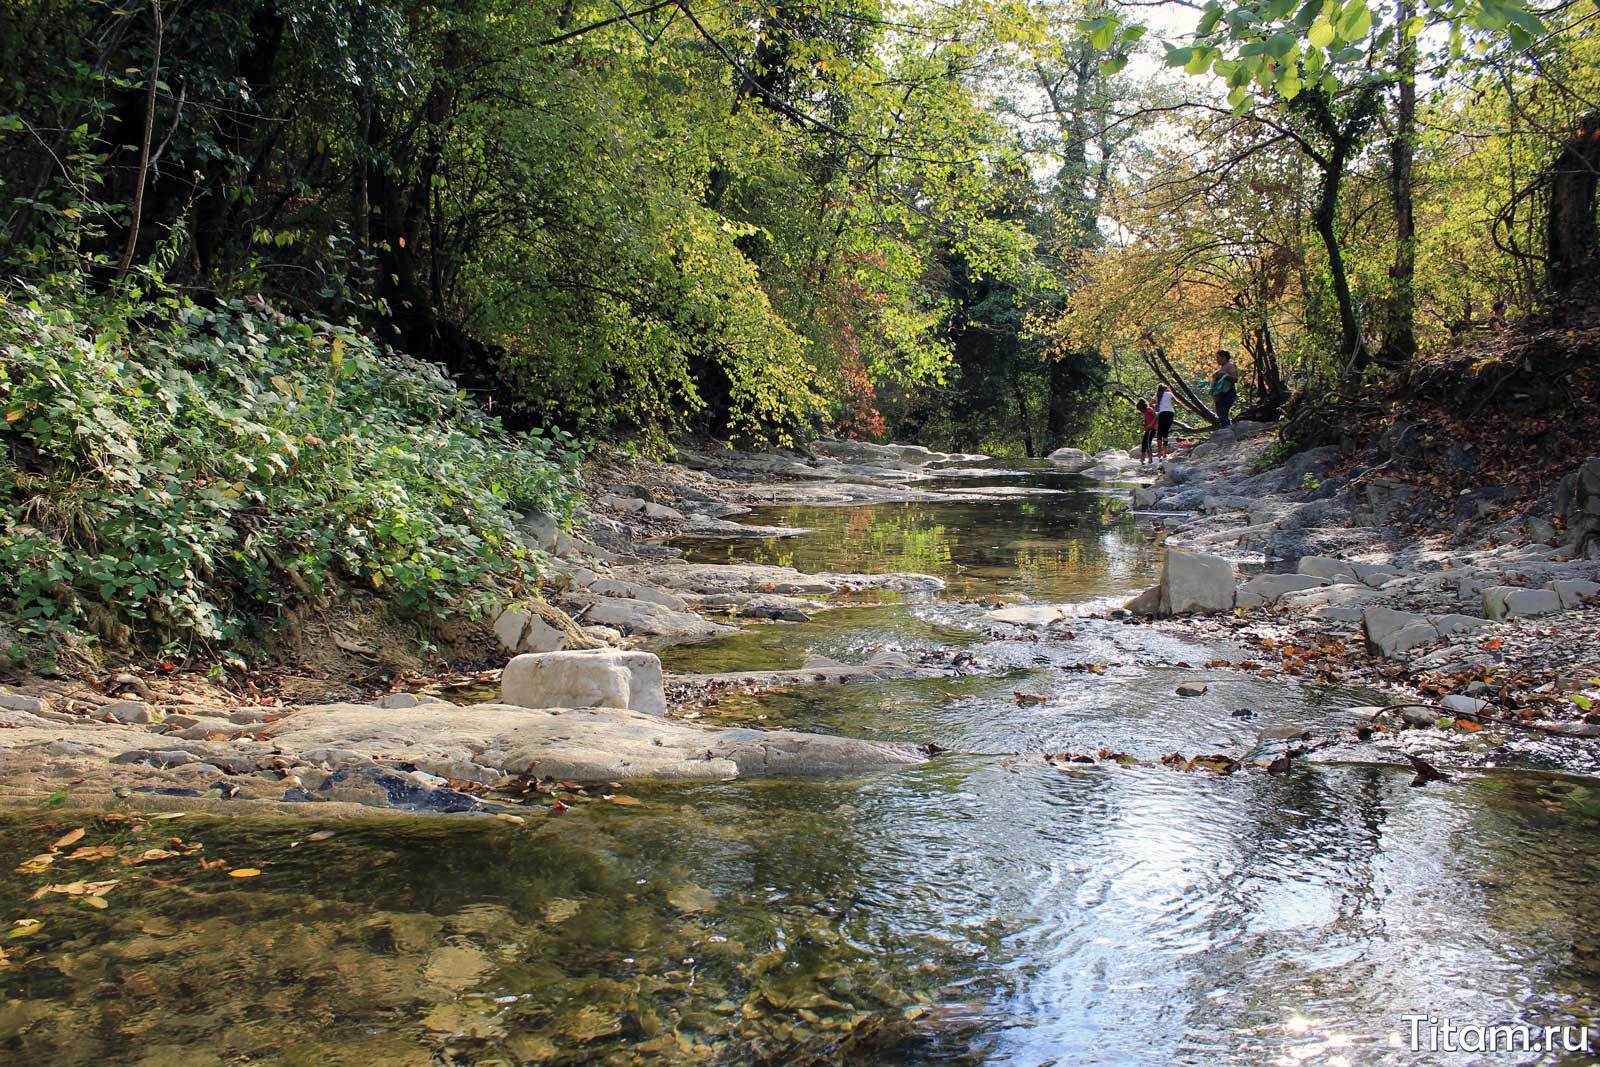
[0,278,580,652]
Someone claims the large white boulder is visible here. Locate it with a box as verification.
[501,649,667,716]
[1482,586,1562,621]
[1158,549,1237,615]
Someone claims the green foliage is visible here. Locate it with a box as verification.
[0,278,579,651]
[1151,0,1545,110]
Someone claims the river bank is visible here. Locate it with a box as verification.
[1108,421,1600,769]
[0,439,1058,815]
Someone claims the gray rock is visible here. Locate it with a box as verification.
[377,693,422,709]
[493,604,567,654]
[597,493,647,513]
[261,701,926,783]
[1297,555,1358,583]
[501,648,667,716]
[0,691,46,714]
[94,699,154,724]
[640,502,684,522]
[1047,447,1094,472]
[585,578,690,612]
[1230,420,1276,440]
[1431,614,1488,637]
[1362,606,1439,659]
[984,605,1067,626]
[1548,578,1600,609]
[1176,682,1208,697]
[1351,562,1402,587]
[1400,706,1444,728]
[1158,464,1193,486]
[1525,516,1558,544]
[111,749,203,768]
[1158,549,1237,615]
[518,511,561,551]
[228,708,280,725]
[1482,585,1562,620]
[1318,606,1366,623]
[1441,694,1490,717]
[1124,584,1161,615]
[572,594,733,641]
[1237,573,1328,604]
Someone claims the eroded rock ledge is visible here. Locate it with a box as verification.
[0,650,927,815]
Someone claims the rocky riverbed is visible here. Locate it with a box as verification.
[5,430,1597,817]
[1104,421,1600,766]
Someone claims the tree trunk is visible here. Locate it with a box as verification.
[1010,376,1036,457]
[1546,111,1600,291]
[1382,0,1417,363]
[1315,160,1364,369]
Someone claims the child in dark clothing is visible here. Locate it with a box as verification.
[1138,399,1156,465]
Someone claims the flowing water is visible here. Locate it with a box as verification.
[4,463,1600,1066]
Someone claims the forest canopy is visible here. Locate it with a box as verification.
[1,0,1593,456]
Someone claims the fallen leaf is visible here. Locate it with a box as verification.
[82,896,108,910]
[228,868,262,878]
[148,813,186,821]
[305,830,336,842]
[51,829,85,851]
[134,849,179,863]
[65,845,117,862]
[15,854,55,875]
[606,796,642,806]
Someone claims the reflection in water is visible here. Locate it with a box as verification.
[682,477,1154,601]
[3,464,1599,1066]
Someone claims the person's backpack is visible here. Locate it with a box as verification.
[1211,369,1236,397]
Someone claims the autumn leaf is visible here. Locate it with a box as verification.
[51,828,85,851]
[228,868,262,878]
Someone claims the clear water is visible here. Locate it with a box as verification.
[3,462,1598,1066]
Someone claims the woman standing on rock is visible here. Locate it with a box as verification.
[1209,350,1239,428]
[1155,384,1175,464]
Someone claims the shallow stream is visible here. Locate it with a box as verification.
[3,462,1598,1066]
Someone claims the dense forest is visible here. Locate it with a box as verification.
[1,0,1596,654]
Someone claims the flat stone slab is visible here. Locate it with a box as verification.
[983,605,1068,626]
[254,703,925,782]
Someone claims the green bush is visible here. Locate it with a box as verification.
[0,278,580,653]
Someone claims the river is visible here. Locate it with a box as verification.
[2,462,1598,1065]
